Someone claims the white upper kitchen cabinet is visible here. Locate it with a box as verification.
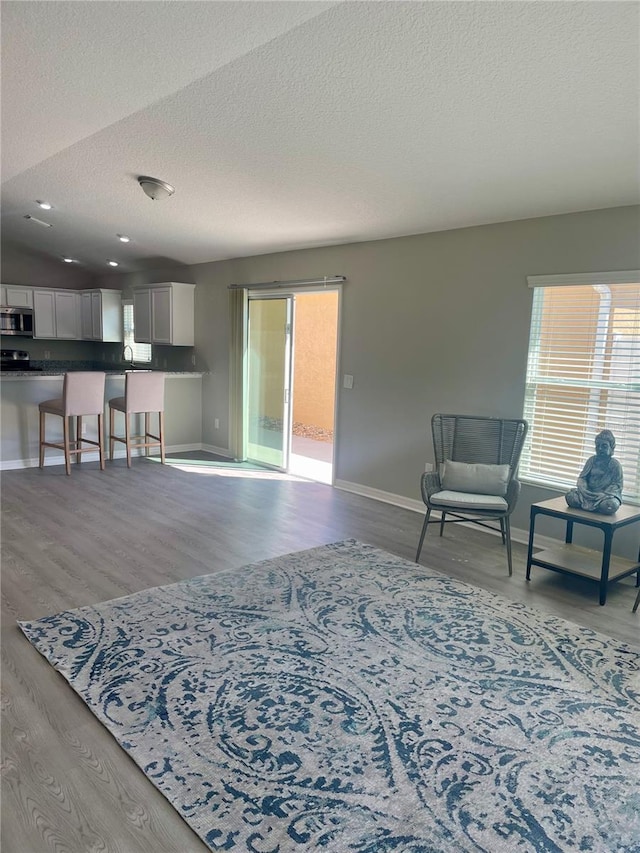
[80,290,122,342]
[133,283,195,346]
[1,286,34,308]
[33,289,80,339]
[132,288,152,343]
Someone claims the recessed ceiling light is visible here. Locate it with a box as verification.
[107,260,119,267]
[62,257,76,263]
[24,214,52,228]
[117,234,131,243]
[36,200,52,210]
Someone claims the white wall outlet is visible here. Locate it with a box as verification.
[191,354,196,366]
[44,350,50,360]
[343,374,354,389]
[214,418,220,429]
[424,462,433,473]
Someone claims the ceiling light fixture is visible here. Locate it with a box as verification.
[117,234,131,243]
[24,214,52,228]
[138,175,175,201]
[107,260,119,267]
[36,200,53,210]
[63,257,76,263]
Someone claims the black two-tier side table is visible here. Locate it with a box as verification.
[526,496,640,605]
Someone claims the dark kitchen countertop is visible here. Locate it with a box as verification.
[1,358,207,378]
[1,368,205,378]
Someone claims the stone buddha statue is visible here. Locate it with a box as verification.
[565,429,623,515]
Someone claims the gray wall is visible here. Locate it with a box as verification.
[16,205,640,555]
[2,242,96,289]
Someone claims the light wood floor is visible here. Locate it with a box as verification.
[2,454,638,852]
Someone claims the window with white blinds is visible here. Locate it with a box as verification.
[122,301,152,363]
[521,273,640,504]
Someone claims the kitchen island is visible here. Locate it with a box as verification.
[1,371,204,468]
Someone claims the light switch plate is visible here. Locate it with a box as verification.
[343,374,354,389]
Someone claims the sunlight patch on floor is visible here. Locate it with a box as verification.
[165,461,304,480]
[289,453,332,484]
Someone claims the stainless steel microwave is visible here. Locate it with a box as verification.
[0,307,34,337]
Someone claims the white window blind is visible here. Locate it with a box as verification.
[122,302,152,363]
[522,276,640,504]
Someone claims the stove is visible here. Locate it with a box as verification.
[0,349,43,372]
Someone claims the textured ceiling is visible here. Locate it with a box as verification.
[1,1,638,274]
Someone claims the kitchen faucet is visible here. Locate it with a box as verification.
[123,344,134,365]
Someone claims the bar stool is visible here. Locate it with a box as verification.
[108,372,166,468]
[39,372,106,475]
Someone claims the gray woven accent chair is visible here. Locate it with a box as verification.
[416,414,528,576]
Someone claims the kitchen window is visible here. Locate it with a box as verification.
[522,271,640,504]
[122,301,152,363]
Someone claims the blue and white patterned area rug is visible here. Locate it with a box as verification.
[19,540,640,852]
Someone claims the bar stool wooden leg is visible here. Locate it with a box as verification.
[39,412,45,468]
[125,413,132,468]
[63,416,71,476]
[145,412,150,457]
[98,413,105,470]
[76,416,83,464]
[109,407,115,460]
[159,411,165,464]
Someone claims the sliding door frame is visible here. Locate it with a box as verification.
[230,283,343,477]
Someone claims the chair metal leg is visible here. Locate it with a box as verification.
[499,518,506,545]
[633,587,640,614]
[415,508,432,563]
[144,412,150,457]
[439,511,446,536]
[504,515,513,576]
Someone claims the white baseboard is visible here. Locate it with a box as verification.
[334,479,425,514]
[1,443,203,471]
[201,444,234,459]
[333,478,558,549]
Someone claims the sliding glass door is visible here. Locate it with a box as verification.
[246,296,293,469]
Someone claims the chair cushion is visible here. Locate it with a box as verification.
[109,396,126,413]
[38,397,64,416]
[441,460,510,496]
[429,490,509,511]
